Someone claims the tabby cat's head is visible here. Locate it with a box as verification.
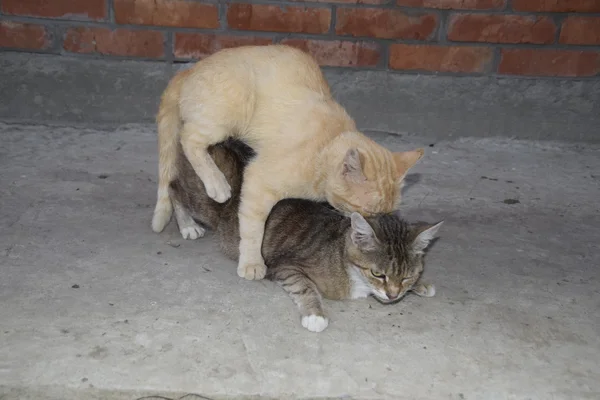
[346,212,442,304]
[327,146,424,217]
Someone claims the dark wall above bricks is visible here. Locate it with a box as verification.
[0,0,599,77]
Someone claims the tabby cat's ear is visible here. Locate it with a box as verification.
[342,148,366,182]
[350,212,378,251]
[411,221,443,254]
[393,148,425,179]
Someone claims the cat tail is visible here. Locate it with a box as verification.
[151,69,190,233]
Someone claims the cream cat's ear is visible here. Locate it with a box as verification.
[393,148,425,179]
[411,221,443,254]
[350,212,379,251]
[342,148,367,182]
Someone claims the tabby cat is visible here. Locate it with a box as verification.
[168,140,442,333]
[151,44,425,282]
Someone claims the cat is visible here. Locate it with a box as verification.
[151,44,425,282]
[168,140,443,332]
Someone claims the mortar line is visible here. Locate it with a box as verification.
[107,0,115,24]
[329,4,337,35]
[165,31,174,63]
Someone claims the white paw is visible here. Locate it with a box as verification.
[414,284,436,297]
[424,284,436,297]
[179,223,205,240]
[204,172,231,203]
[301,315,329,333]
[237,262,267,280]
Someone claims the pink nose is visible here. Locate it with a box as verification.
[386,291,399,300]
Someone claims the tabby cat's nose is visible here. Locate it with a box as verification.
[386,291,399,300]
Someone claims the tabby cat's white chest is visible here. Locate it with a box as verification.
[348,265,373,299]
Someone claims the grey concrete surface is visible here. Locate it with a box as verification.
[1,52,599,142]
[1,122,599,400]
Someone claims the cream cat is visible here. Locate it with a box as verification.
[151,45,424,281]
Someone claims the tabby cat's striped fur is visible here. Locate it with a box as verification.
[169,140,442,332]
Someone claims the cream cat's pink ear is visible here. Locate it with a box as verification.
[393,148,425,178]
[342,148,366,182]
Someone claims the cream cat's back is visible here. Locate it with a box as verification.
[178,45,340,145]
[193,44,331,96]
[181,46,328,113]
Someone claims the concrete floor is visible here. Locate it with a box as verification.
[0,122,599,399]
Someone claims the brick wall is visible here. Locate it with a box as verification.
[0,0,599,77]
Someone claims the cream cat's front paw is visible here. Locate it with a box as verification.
[302,315,329,333]
[413,283,436,297]
[179,223,205,240]
[204,171,232,203]
[237,262,267,280]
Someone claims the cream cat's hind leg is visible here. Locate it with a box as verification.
[180,122,232,203]
[412,283,436,297]
[152,187,173,233]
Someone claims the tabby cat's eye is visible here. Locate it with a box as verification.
[371,270,385,279]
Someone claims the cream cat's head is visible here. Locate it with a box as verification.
[346,212,442,304]
[326,146,424,217]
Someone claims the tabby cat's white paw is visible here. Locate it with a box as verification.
[204,172,231,203]
[302,315,329,333]
[413,283,436,297]
[180,223,205,240]
[425,284,436,297]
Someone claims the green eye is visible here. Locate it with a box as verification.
[371,270,385,279]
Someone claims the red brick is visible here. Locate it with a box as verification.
[389,44,493,73]
[292,0,387,3]
[114,0,219,29]
[448,14,555,44]
[560,17,600,46]
[0,21,50,50]
[498,49,600,77]
[227,4,331,34]
[63,27,164,58]
[1,0,106,21]
[512,0,600,12]
[174,34,273,59]
[281,39,381,67]
[396,0,505,9]
[336,8,437,40]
